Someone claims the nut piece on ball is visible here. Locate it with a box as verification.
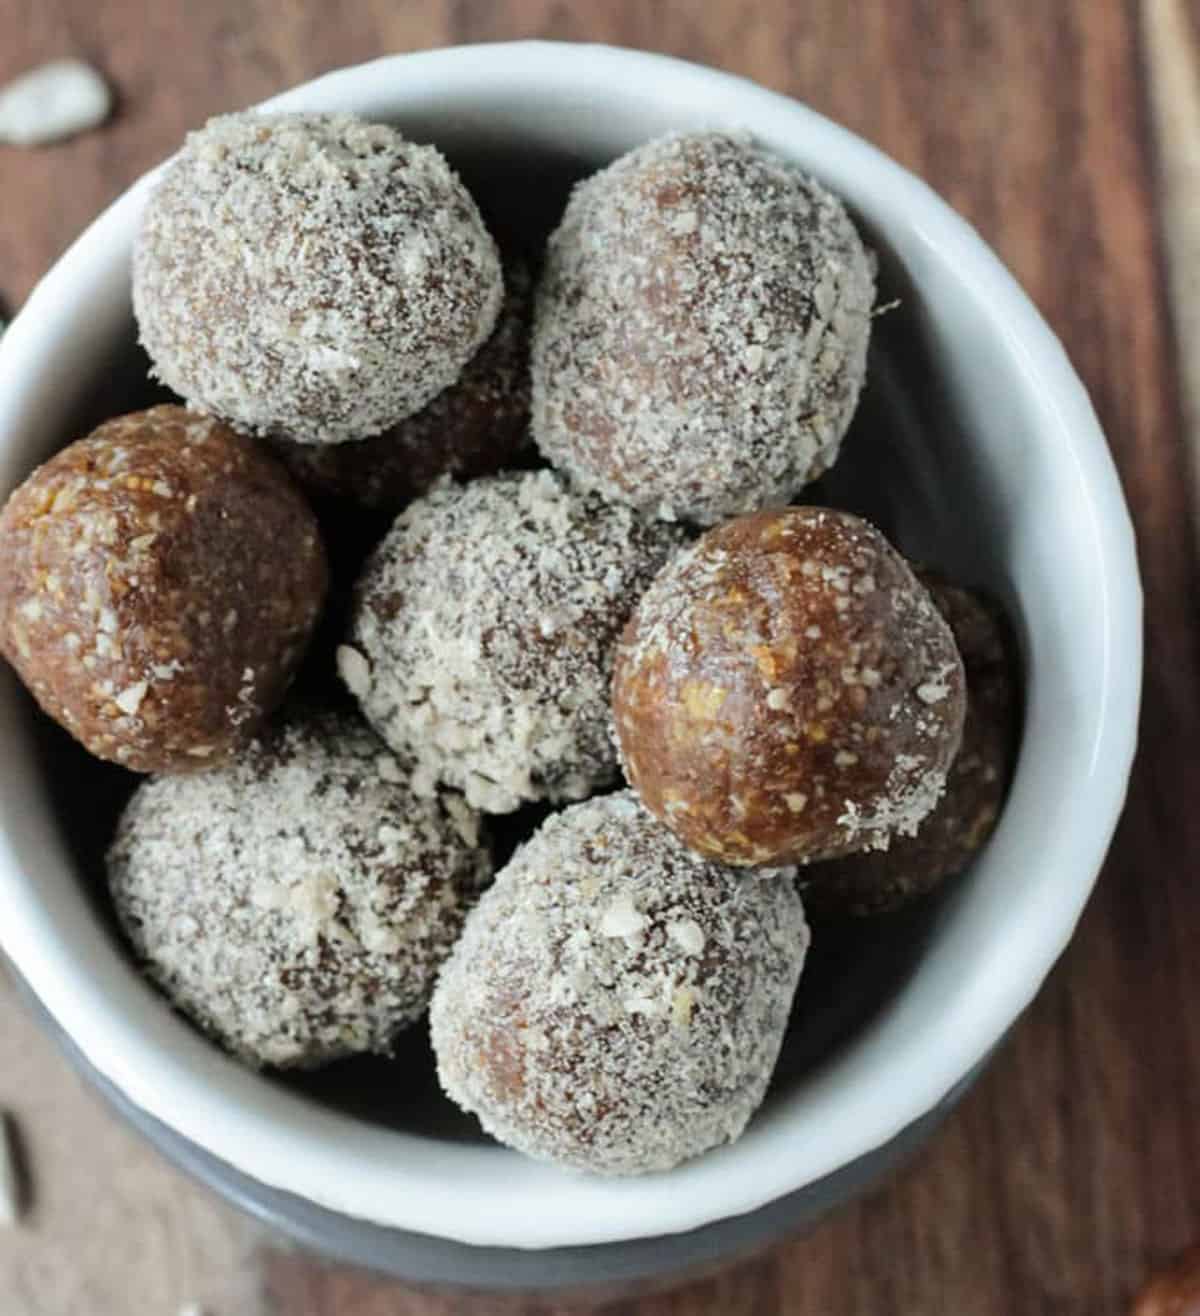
[270,257,534,512]
[613,507,966,866]
[340,469,686,813]
[800,575,1020,916]
[107,708,492,1070]
[134,111,503,445]
[430,791,809,1175]
[532,131,875,525]
[0,405,327,773]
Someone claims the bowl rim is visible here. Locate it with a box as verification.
[0,40,1143,1249]
[8,956,987,1290]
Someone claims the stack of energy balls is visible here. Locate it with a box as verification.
[0,115,1018,1175]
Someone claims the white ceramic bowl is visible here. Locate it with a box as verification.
[0,42,1140,1261]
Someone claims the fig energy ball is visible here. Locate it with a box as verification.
[340,469,686,813]
[0,406,327,773]
[532,131,876,525]
[800,575,1019,916]
[107,709,491,1070]
[430,791,809,1175]
[271,258,534,512]
[613,507,966,867]
[134,111,503,445]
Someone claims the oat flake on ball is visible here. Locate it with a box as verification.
[340,470,686,813]
[532,132,876,525]
[133,111,503,445]
[613,507,966,867]
[430,791,809,1175]
[107,709,492,1070]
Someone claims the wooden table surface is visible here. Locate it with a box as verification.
[1,2,1197,1313]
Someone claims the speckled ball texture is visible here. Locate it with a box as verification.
[0,405,327,773]
[107,709,492,1070]
[133,111,503,445]
[270,257,534,511]
[339,469,687,814]
[800,574,1019,916]
[531,131,876,526]
[429,791,809,1175]
[613,507,967,867]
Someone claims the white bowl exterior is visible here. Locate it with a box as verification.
[0,43,1142,1248]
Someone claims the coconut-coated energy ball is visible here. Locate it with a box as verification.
[107,708,492,1070]
[613,507,966,867]
[0,406,327,773]
[339,470,686,813]
[134,112,503,445]
[531,132,875,525]
[269,257,534,511]
[800,575,1019,916]
[429,791,809,1175]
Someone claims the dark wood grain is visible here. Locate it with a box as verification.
[2,2,1196,1314]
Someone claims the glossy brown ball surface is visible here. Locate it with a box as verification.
[613,507,966,866]
[0,405,327,772]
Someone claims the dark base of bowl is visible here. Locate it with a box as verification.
[11,963,985,1297]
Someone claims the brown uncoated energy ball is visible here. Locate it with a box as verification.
[0,406,327,772]
[613,507,966,866]
[800,574,1019,916]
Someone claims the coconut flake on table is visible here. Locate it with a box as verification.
[0,60,112,147]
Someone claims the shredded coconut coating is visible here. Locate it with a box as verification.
[531,132,876,525]
[430,791,809,1175]
[613,507,966,866]
[341,470,687,813]
[133,111,503,445]
[269,257,533,510]
[0,405,327,773]
[106,708,492,1070]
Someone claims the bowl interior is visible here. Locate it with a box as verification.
[0,45,1140,1249]
[23,141,958,1140]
